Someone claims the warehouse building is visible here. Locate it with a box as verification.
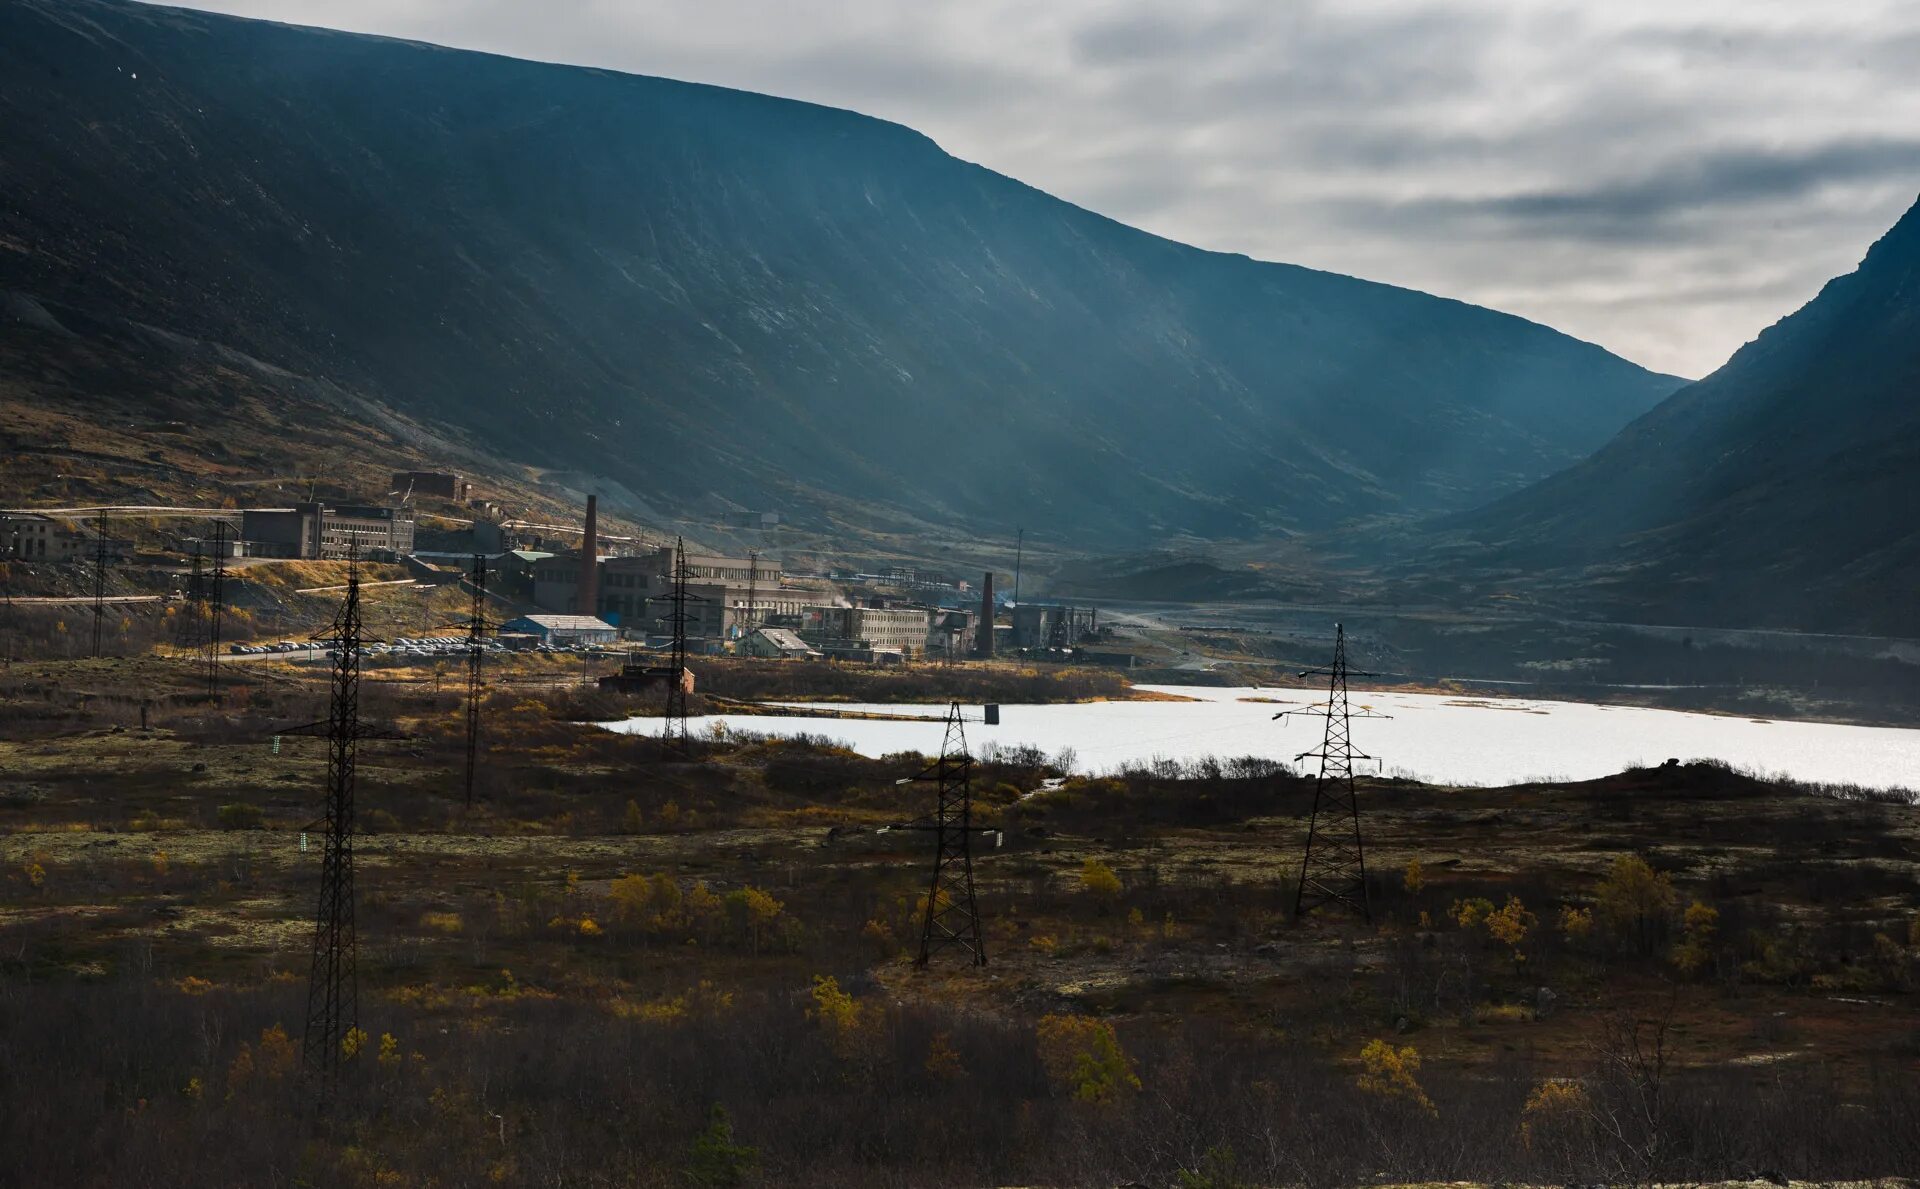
[241,502,416,560]
[498,613,618,647]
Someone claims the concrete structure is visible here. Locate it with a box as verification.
[975,571,996,658]
[804,605,932,658]
[599,655,695,694]
[498,614,618,647]
[927,608,977,658]
[577,496,600,617]
[0,513,95,563]
[241,502,415,560]
[390,471,471,502]
[1011,604,1099,650]
[742,627,821,659]
[535,547,802,638]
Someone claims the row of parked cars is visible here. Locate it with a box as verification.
[230,635,615,660]
[228,639,337,655]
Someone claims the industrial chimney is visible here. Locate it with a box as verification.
[976,570,995,658]
[577,494,600,617]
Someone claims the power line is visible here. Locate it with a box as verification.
[278,550,401,1083]
[205,521,229,704]
[462,552,496,807]
[891,702,988,968]
[90,509,111,657]
[662,536,692,753]
[1281,623,1377,922]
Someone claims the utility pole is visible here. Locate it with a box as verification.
[744,549,759,647]
[90,509,111,657]
[1012,527,1023,608]
[462,553,493,807]
[1284,623,1376,921]
[662,536,691,753]
[205,521,229,704]
[893,702,987,967]
[279,550,399,1081]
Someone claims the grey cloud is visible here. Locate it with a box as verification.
[1373,140,1920,239]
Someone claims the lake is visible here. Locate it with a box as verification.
[603,685,1920,793]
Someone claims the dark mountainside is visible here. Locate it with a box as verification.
[0,0,1680,544]
[1415,194,1920,636]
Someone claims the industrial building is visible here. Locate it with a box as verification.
[803,604,933,659]
[0,513,114,563]
[534,547,803,639]
[498,614,618,647]
[598,657,696,694]
[390,471,472,502]
[240,502,416,560]
[1011,604,1099,650]
[927,608,978,658]
[741,627,821,659]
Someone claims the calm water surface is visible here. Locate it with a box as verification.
[603,685,1920,792]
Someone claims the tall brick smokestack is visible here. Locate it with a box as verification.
[976,570,995,658]
[577,494,599,617]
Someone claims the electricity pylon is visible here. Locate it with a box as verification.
[1282,623,1377,922]
[461,553,497,807]
[204,521,229,704]
[893,702,987,967]
[662,536,692,752]
[279,551,400,1079]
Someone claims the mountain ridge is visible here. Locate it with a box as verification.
[1414,193,1920,635]
[1,0,1680,545]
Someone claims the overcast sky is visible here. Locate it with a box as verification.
[166,0,1920,378]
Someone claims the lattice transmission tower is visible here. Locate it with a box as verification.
[204,521,229,704]
[661,536,692,752]
[461,553,497,807]
[1279,623,1381,922]
[892,702,987,967]
[89,509,123,658]
[281,551,398,1077]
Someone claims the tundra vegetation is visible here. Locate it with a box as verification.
[0,652,1917,1187]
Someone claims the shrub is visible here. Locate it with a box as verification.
[1402,857,1426,895]
[684,1104,757,1188]
[1594,855,1676,955]
[1671,900,1719,977]
[1450,897,1494,929]
[808,975,866,1058]
[1485,896,1537,965]
[1356,1038,1433,1114]
[1519,1078,1592,1157]
[216,803,265,830]
[1080,859,1123,911]
[1559,904,1593,940]
[1035,1014,1140,1104]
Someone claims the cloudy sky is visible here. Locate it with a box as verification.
[168,0,1920,378]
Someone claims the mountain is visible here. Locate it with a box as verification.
[0,0,1680,545]
[1419,194,1920,636]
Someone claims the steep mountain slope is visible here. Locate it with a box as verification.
[1423,195,1920,635]
[0,0,1679,544]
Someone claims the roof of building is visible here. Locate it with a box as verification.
[754,627,817,652]
[504,550,553,562]
[506,614,616,632]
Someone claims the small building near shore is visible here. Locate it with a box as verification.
[598,654,696,694]
[742,626,821,660]
[498,613,618,647]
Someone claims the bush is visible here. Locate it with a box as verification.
[216,802,265,830]
[1594,855,1676,956]
[1035,1014,1140,1104]
[1079,859,1123,911]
